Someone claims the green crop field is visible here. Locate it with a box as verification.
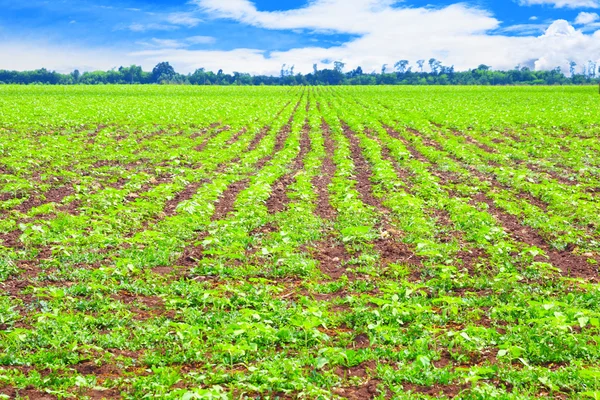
[1,85,600,399]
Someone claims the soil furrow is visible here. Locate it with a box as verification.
[266,124,311,214]
[386,128,599,280]
[342,125,422,272]
[470,192,598,280]
[163,181,206,217]
[313,121,337,220]
[448,129,581,186]
[211,179,250,221]
[171,98,302,268]
[388,128,592,230]
[366,130,486,275]
[189,123,221,139]
[14,185,74,214]
[342,124,380,209]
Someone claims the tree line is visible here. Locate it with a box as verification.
[1,59,599,86]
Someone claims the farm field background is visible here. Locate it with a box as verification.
[0,85,600,399]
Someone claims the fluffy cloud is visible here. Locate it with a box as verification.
[126,11,203,31]
[187,1,600,75]
[575,11,600,24]
[496,23,549,35]
[518,0,600,8]
[3,1,600,77]
[195,0,497,35]
[0,41,135,72]
[128,23,179,32]
[165,13,203,28]
[138,36,216,49]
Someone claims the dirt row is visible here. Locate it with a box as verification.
[385,128,599,281]
[446,128,586,187]
[363,129,489,276]
[266,124,311,214]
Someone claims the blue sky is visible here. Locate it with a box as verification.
[1,0,599,75]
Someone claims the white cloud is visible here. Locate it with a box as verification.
[0,41,135,72]
[575,11,600,24]
[138,36,216,49]
[530,16,539,20]
[3,2,600,78]
[496,23,549,35]
[186,35,216,44]
[128,23,179,32]
[165,12,203,28]
[518,0,600,8]
[195,0,497,35]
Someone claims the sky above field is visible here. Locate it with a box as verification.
[1,0,599,75]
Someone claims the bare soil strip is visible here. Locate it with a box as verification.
[177,110,299,266]
[313,121,337,220]
[266,124,311,214]
[405,128,599,236]
[189,122,221,139]
[366,130,484,275]
[194,125,227,152]
[386,129,599,280]
[163,181,206,217]
[342,124,380,209]
[225,127,247,145]
[246,127,271,152]
[306,120,350,280]
[212,121,294,221]
[470,192,598,280]
[13,185,74,214]
[448,128,581,186]
[211,179,250,221]
[342,125,422,272]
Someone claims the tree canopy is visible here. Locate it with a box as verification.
[0,61,598,86]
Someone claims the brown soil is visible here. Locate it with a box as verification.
[345,128,427,271]
[314,121,337,220]
[0,388,58,400]
[451,128,580,186]
[451,129,498,153]
[311,241,352,279]
[225,127,246,145]
[254,124,294,172]
[342,124,380,209]
[403,382,469,398]
[83,388,122,399]
[176,236,208,267]
[385,128,431,164]
[246,127,270,152]
[351,333,371,349]
[190,123,221,139]
[163,182,204,216]
[266,124,311,214]
[389,127,599,278]
[15,186,74,213]
[211,179,249,221]
[470,193,598,280]
[526,162,577,186]
[336,379,382,400]
[373,237,421,269]
[194,126,225,152]
[0,230,23,248]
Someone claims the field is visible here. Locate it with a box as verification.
[0,85,599,399]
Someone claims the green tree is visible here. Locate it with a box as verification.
[152,62,176,83]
